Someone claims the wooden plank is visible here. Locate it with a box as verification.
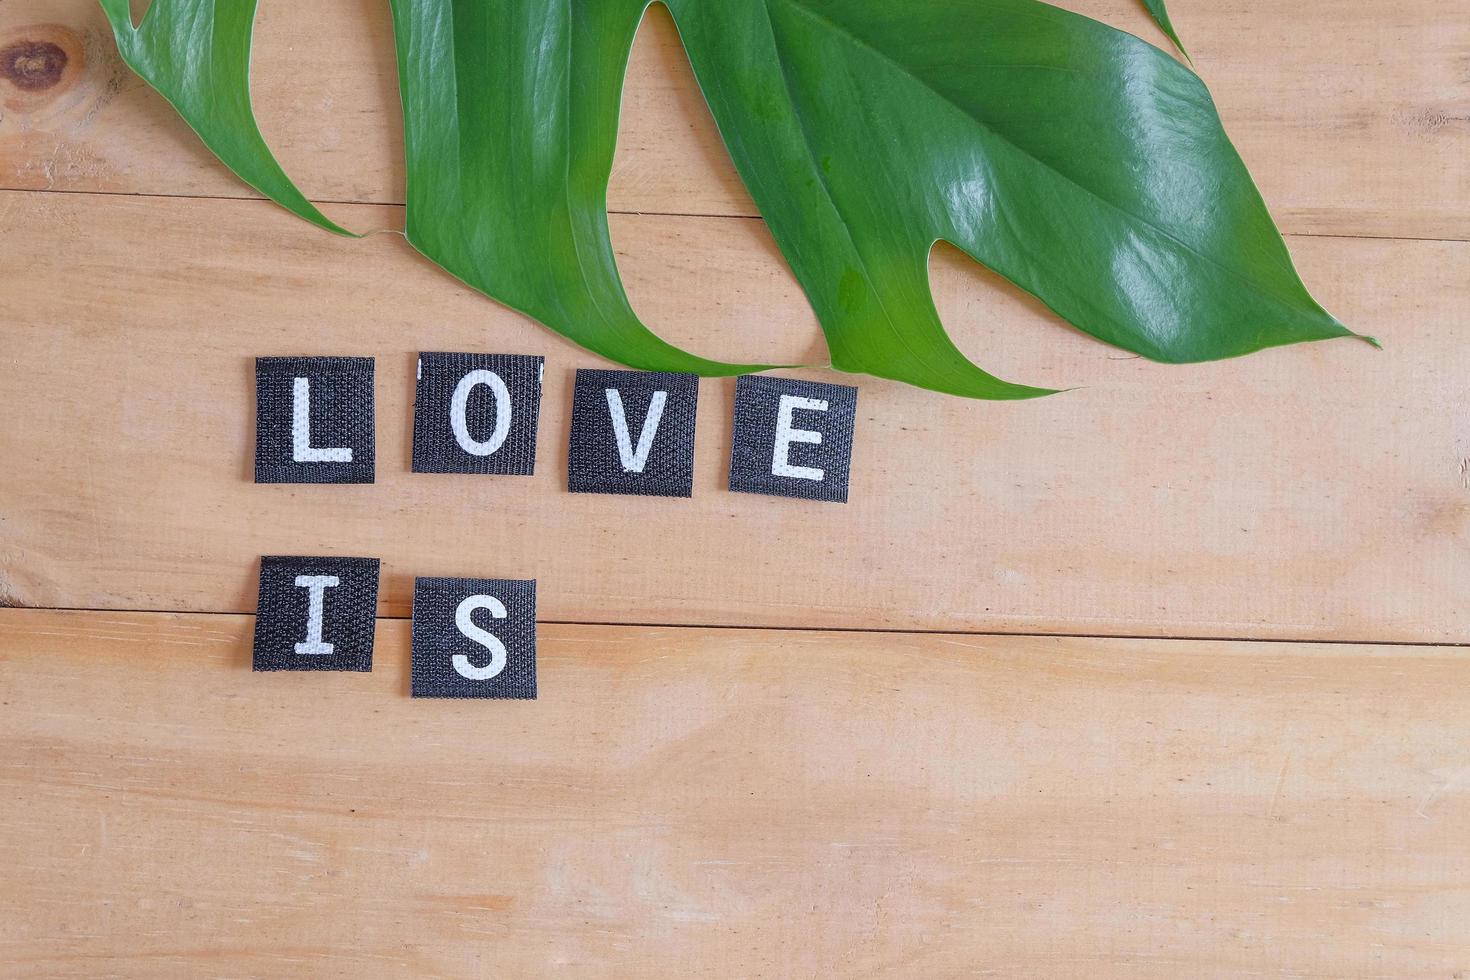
[1,0,1465,239]
[1,188,1467,640]
[2,608,1467,976]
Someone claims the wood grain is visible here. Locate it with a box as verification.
[1,188,1466,640]
[0,0,1465,240]
[1,2,1465,973]
[2,608,1467,977]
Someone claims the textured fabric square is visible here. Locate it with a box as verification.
[253,555,380,671]
[411,577,537,699]
[728,375,858,503]
[412,352,544,475]
[255,356,375,484]
[567,369,698,497]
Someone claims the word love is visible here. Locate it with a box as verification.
[256,354,860,502]
[253,556,537,699]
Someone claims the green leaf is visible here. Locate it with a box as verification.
[99,0,353,237]
[1140,0,1189,60]
[663,0,1365,390]
[386,0,763,374]
[106,0,1368,398]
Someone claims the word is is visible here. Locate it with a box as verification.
[253,555,536,699]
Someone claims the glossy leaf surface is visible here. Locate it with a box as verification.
[386,0,760,374]
[662,0,1366,395]
[99,0,352,237]
[105,0,1366,397]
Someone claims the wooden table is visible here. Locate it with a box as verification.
[2,0,1467,975]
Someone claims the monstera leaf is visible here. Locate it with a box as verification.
[99,0,352,237]
[386,0,762,374]
[103,0,1366,399]
[1140,0,1188,58]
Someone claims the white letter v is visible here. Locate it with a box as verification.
[605,388,667,473]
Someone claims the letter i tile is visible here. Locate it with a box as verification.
[252,556,381,671]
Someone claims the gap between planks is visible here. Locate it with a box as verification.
[10,603,1468,652]
[2,183,1463,247]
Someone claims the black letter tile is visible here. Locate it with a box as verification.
[567,369,698,497]
[252,555,380,671]
[728,375,858,503]
[412,352,544,475]
[411,577,537,699]
[255,356,375,484]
